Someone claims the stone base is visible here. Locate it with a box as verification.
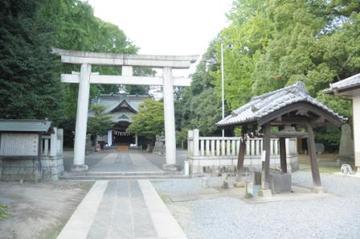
[234,180,246,188]
[162,164,179,171]
[258,188,272,198]
[312,186,325,193]
[0,156,64,181]
[356,168,360,175]
[270,171,292,194]
[71,164,88,172]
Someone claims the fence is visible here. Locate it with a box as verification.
[187,129,298,174]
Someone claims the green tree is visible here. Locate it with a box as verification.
[177,0,359,149]
[38,0,139,119]
[39,0,139,145]
[214,0,359,148]
[127,99,164,141]
[175,42,224,137]
[0,0,64,122]
[87,104,112,137]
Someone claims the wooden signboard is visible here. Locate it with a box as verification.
[0,133,39,156]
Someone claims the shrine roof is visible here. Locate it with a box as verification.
[0,119,52,133]
[217,82,345,128]
[324,73,360,96]
[91,93,151,115]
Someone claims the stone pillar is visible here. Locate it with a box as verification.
[135,134,138,147]
[193,129,200,157]
[354,95,360,172]
[107,130,112,147]
[163,67,176,165]
[50,127,58,157]
[187,130,193,156]
[73,64,91,171]
[286,138,299,172]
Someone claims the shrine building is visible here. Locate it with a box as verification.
[89,93,150,148]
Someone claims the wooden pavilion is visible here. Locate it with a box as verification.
[217,82,345,193]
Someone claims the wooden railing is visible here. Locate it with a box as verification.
[188,129,280,158]
[187,129,298,174]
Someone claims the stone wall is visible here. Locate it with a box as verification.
[0,156,64,181]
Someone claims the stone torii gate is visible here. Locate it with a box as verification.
[52,48,198,171]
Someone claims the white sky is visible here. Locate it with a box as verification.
[86,0,232,56]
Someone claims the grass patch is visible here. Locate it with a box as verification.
[299,163,339,174]
[0,204,8,220]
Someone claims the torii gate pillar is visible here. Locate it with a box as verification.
[163,67,176,165]
[73,64,91,170]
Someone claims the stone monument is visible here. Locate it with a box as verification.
[338,124,354,161]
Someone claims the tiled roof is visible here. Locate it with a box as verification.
[91,94,151,114]
[324,73,360,93]
[217,82,345,127]
[0,119,52,132]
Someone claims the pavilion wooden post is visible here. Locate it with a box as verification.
[236,134,246,180]
[305,122,322,188]
[262,124,271,190]
[279,137,287,173]
[237,137,246,173]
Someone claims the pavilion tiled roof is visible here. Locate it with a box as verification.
[216,82,345,127]
[0,119,52,133]
[324,73,360,93]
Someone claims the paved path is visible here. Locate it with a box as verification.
[89,152,164,173]
[58,180,187,239]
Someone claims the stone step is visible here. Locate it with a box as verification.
[60,174,189,180]
[86,171,169,176]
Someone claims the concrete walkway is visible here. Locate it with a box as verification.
[57,180,187,239]
[88,152,164,174]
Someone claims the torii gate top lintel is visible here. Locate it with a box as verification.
[52,47,199,69]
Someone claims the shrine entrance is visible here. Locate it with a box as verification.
[112,122,133,145]
[53,48,198,171]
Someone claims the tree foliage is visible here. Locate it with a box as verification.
[87,104,112,137]
[127,99,164,140]
[0,0,64,122]
[0,0,141,147]
[37,0,139,120]
[177,0,359,148]
[175,43,223,136]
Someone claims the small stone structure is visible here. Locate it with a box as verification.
[0,119,64,181]
[153,135,166,155]
[338,124,354,161]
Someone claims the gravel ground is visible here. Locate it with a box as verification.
[0,181,93,239]
[152,172,360,239]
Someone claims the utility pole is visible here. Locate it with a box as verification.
[221,43,225,137]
